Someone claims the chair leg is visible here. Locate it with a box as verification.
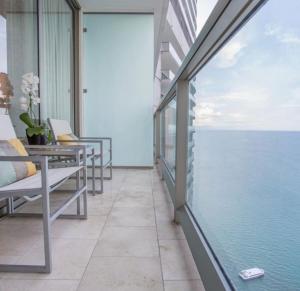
[76,152,81,215]
[99,146,104,195]
[42,191,52,273]
[76,173,81,215]
[92,156,96,196]
[6,198,10,215]
[109,161,113,180]
[83,166,88,219]
[7,197,13,215]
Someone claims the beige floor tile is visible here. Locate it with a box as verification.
[153,197,173,209]
[164,280,205,291]
[0,279,79,291]
[4,238,97,280]
[107,207,155,227]
[155,204,174,224]
[78,257,163,291]
[120,184,152,193]
[51,215,105,239]
[159,240,200,280]
[153,189,172,201]
[152,181,166,193]
[157,222,185,240]
[0,216,43,228]
[0,223,41,257]
[87,192,117,208]
[114,191,154,208]
[93,226,159,257]
[0,168,202,291]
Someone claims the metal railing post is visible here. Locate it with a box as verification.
[174,80,189,223]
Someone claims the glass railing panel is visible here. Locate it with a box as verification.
[187,0,300,290]
[161,96,177,179]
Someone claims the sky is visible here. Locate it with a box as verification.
[193,0,300,131]
[196,0,218,35]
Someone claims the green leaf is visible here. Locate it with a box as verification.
[19,112,35,128]
[26,127,45,137]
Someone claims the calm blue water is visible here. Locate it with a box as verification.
[190,130,300,291]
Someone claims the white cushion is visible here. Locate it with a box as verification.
[48,119,73,140]
[0,114,17,140]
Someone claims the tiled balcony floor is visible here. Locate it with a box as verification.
[0,168,205,291]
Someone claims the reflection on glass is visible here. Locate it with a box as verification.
[0,15,7,74]
[162,97,177,178]
[0,0,38,135]
[188,1,300,290]
[40,0,74,126]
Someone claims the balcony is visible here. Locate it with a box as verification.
[1,0,300,290]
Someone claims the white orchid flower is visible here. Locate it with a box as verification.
[20,103,29,111]
[19,96,27,104]
[22,72,34,83]
[32,84,39,91]
[31,96,41,105]
[20,73,40,115]
[33,76,39,84]
[21,85,30,95]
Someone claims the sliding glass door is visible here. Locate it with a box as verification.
[0,0,76,134]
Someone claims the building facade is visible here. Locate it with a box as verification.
[154,0,198,108]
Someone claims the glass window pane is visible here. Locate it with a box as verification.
[188,1,300,290]
[40,0,74,127]
[0,0,38,136]
[162,97,177,178]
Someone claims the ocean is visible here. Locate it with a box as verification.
[189,129,300,291]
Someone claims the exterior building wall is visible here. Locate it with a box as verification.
[155,0,197,108]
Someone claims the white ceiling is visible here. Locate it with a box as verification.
[78,0,161,13]
[78,0,169,69]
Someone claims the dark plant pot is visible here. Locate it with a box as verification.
[26,133,48,145]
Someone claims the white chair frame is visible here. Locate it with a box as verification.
[0,115,88,273]
[48,118,112,194]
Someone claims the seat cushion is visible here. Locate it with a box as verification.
[57,133,78,145]
[0,138,37,187]
[0,166,82,192]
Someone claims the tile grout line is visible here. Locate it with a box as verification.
[152,167,166,291]
[75,173,127,291]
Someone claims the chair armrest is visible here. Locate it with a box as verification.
[79,137,112,141]
[77,138,112,153]
[0,155,46,163]
[25,145,85,157]
[26,145,88,168]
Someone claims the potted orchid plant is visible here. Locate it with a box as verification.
[19,73,49,145]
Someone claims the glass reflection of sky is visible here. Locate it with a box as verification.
[194,0,300,131]
[0,15,7,73]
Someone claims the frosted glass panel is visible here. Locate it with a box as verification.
[83,14,154,166]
